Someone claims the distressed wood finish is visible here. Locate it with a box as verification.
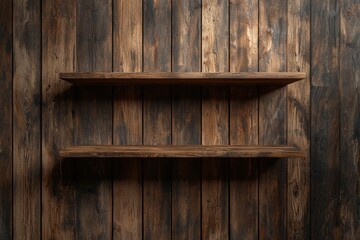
[287,0,311,238]
[339,0,359,239]
[41,0,76,239]
[202,0,229,239]
[259,0,287,239]
[60,72,306,79]
[172,0,201,239]
[340,0,360,238]
[112,0,143,239]
[311,0,340,239]
[6,0,360,239]
[60,72,305,85]
[60,145,305,158]
[75,0,113,239]
[229,0,259,238]
[0,0,12,239]
[143,0,172,239]
[13,0,41,239]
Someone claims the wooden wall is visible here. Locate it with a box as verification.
[0,0,359,239]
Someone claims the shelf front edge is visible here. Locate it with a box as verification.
[59,72,306,86]
[59,145,306,158]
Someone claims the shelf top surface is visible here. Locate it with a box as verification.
[59,145,306,158]
[59,72,306,86]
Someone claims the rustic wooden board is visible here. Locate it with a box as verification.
[75,0,113,239]
[229,0,259,238]
[202,0,229,239]
[340,0,359,238]
[41,0,76,239]
[143,0,172,239]
[259,0,287,239]
[60,145,305,158]
[311,0,340,239]
[13,0,41,239]
[287,0,311,238]
[112,0,143,239]
[60,72,305,85]
[0,0,12,239]
[172,0,201,239]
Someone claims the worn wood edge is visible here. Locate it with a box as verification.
[59,72,306,79]
[59,145,306,158]
[61,79,303,86]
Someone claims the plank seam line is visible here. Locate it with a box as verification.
[40,0,43,238]
[111,0,114,238]
[11,0,14,238]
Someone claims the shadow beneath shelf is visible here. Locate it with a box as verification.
[53,85,285,103]
[53,157,284,183]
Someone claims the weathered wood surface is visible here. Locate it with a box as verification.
[172,0,201,239]
[13,0,41,239]
[287,0,311,238]
[259,0,287,239]
[42,0,76,239]
[337,0,360,239]
[0,0,12,239]
[340,0,359,239]
[202,0,229,239]
[6,0,360,239]
[75,0,113,239]
[60,72,305,85]
[60,145,305,158]
[229,0,259,238]
[143,0,172,239]
[311,0,340,239]
[112,0,143,239]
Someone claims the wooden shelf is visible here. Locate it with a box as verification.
[59,72,306,85]
[59,145,305,158]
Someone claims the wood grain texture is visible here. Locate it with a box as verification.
[259,0,287,239]
[7,1,360,239]
[113,0,143,239]
[0,0,12,239]
[287,0,311,238]
[60,72,305,86]
[75,0,113,239]
[172,0,201,239]
[60,145,305,158]
[143,0,172,239]
[143,88,171,240]
[202,0,229,239]
[339,1,360,239]
[41,0,76,239]
[311,0,340,239]
[229,0,259,238]
[13,0,41,239]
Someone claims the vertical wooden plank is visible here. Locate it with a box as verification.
[172,0,201,239]
[0,0,12,239]
[229,0,259,238]
[258,0,287,239]
[13,0,41,239]
[287,0,311,238]
[202,0,229,239]
[339,0,359,239]
[311,0,340,239]
[42,0,76,239]
[143,0,172,239]
[75,0,113,239]
[113,0,143,239]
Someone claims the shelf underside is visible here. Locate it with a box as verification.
[59,72,306,86]
[59,145,305,158]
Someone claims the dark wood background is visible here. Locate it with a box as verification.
[0,0,359,239]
